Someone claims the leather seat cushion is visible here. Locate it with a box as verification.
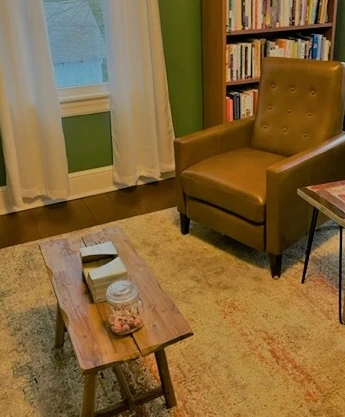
[181,147,286,223]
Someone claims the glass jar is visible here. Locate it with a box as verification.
[106,279,144,336]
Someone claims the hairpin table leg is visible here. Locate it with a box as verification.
[339,226,343,325]
[301,208,319,284]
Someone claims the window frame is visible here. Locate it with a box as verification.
[59,84,110,117]
[43,0,109,117]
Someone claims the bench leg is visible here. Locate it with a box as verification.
[154,349,176,409]
[113,364,135,410]
[81,372,97,417]
[55,304,66,348]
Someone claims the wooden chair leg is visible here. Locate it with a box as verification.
[180,214,190,235]
[269,254,282,279]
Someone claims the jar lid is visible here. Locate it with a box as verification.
[106,279,139,306]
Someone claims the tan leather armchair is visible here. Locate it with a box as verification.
[174,57,345,277]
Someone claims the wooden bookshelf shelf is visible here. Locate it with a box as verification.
[202,0,339,128]
[227,23,333,37]
[226,78,260,86]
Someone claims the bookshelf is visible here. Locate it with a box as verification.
[202,0,339,128]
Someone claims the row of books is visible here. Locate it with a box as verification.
[226,0,330,31]
[226,34,331,82]
[226,88,259,121]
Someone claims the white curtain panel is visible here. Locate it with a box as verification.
[104,0,175,186]
[0,0,69,208]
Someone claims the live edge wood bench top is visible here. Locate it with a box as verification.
[40,224,193,373]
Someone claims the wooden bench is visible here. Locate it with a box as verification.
[40,224,193,417]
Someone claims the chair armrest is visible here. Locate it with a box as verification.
[174,117,254,173]
[266,133,345,254]
[174,118,254,213]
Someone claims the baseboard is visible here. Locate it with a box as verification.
[0,166,175,215]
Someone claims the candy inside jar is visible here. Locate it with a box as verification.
[106,279,144,336]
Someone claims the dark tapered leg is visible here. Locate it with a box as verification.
[180,213,190,235]
[339,226,344,325]
[269,254,282,279]
[301,207,319,284]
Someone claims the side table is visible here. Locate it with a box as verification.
[298,180,345,325]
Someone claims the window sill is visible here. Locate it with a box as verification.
[59,84,110,118]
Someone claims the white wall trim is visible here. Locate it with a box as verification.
[0,166,175,215]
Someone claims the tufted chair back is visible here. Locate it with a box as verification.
[251,57,345,157]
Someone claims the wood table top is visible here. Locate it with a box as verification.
[40,225,193,373]
[298,180,345,228]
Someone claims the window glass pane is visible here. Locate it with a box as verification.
[43,0,108,88]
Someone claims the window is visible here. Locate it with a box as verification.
[43,0,110,116]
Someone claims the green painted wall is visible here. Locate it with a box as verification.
[63,113,112,173]
[159,0,203,137]
[335,1,345,61]
[0,114,113,181]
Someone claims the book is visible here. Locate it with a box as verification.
[80,241,127,303]
[80,241,117,262]
[88,257,127,283]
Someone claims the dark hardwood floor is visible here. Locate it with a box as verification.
[0,178,176,249]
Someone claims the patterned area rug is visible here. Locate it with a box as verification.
[1,208,345,417]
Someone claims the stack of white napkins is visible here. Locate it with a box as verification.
[80,241,127,303]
